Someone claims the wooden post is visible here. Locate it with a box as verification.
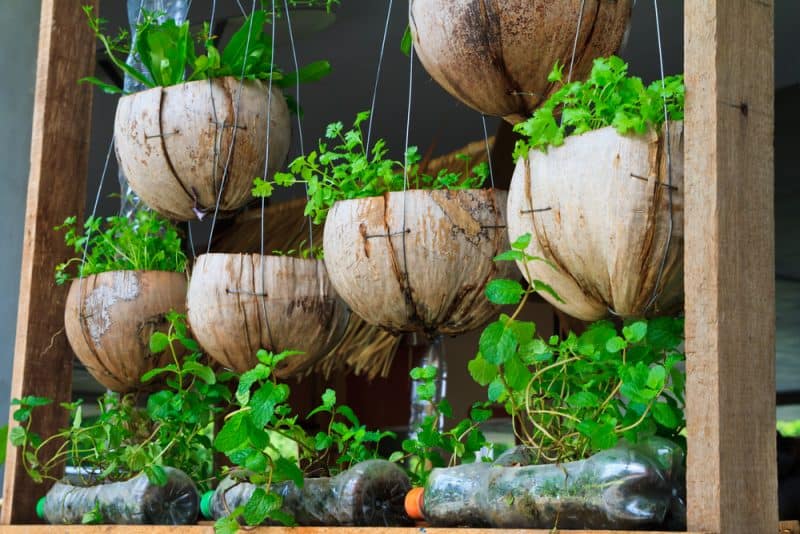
[684,1,777,533]
[1,0,98,524]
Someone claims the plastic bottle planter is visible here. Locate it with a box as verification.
[114,77,291,221]
[411,438,686,530]
[38,467,199,525]
[64,271,187,392]
[409,0,632,123]
[507,122,684,321]
[323,189,517,336]
[186,254,349,377]
[205,460,411,526]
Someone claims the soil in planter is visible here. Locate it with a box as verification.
[39,467,199,525]
[415,437,686,530]
[206,459,412,526]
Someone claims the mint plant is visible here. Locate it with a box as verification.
[389,366,492,487]
[471,234,686,463]
[54,209,187,285]
[513,56,684,159]
[213,349,392,531]
[252,111,489,225]
[11,314,229,492]
[82,7,330,95]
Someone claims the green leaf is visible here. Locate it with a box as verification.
[149,332,170,353]
[504,355,532,391]
[487,377,507,402]
[622,321,647,343]
[400,25,412,56]
[79,76,123,94]
[243,488,280,526]
[388,451,404,463]
[511,233,532,250]
[145,465,168,486]
[468,354,498,387]
[532,279,564,303]
[479,320,517,365]
[566,391,600,408]
[470,405,493,423]
[321,388,336,408]
[9,426,25,447]
[184,361,216,384]
[652,401,680,429]
[282,60,331,86]
[215,513,242,534]
[485,279,525,305]
[273,457,304,487]
[215,412,247,453]
[577,420,618,451]
[646,365,667,390]
[605,336,627,353]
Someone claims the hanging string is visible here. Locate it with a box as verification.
[206,0,259,253]
[642,0,674,314]
[187,221,196,260]
[399,1,415,317]
[281,0,315,250]
[565,0,587,84]
[480,114,496,190]
[365,0,394,153]
[259,0,278,350]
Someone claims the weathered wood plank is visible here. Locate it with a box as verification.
[1,0,98,525]
[684,0,777,533]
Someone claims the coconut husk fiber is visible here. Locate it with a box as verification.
[210,198,400,380]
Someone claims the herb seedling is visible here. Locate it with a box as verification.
[472,234,686,463]
[11,314,230,492]
[82,7,330,96]
[513,56,684,159]
[252,111,489,225]
[54,209,187,285]
[389,366,492,487]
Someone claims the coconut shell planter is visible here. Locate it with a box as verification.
[507,122,684,321]
[409,0,632,123]
[114,77,291,221]
[64,270,187,392]
[186,254,349,377]
[323,189,517,336]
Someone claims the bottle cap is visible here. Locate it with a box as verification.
[200,491,214,520]
[404,487,425,521]
[36,496,46,520]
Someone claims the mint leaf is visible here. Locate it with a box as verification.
[485,279,524,305]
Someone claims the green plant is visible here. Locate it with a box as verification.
[389,366,492,487]
[11,313,229,492]
[271,240,324,260]
[82,7,330,96]
[470,234,686,463]
[512,55,684,159]
[213,349,392,531]
[251,110,490,225]
[54,209,187,285]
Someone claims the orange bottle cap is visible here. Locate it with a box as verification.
[405,487,425,520]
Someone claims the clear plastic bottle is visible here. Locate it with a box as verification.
[119,0,190,218]
[408,437,686,530]
[37,467,199,525]
[205,459,412,526]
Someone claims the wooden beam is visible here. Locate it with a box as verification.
[684,1,776,533]
[1,0,98,524]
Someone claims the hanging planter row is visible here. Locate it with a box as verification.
[34,0,689,530]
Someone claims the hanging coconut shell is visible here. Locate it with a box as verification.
[323,189,517,336]
[64,270,187,392]
[186,254,349,377]
[409,0,632,123]
[114,77,291,221]
[507,122,684,321]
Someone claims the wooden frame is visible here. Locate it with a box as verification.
[0,0,782,532]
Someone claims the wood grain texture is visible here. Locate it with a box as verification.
[115,78,290,221]
[684,1,777,533]
[323,189,516,337]
[186,254,349,377]
[507,122,684,321]
[410,0,632,123]
[1,0,99,524]
[64,271,187,392]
